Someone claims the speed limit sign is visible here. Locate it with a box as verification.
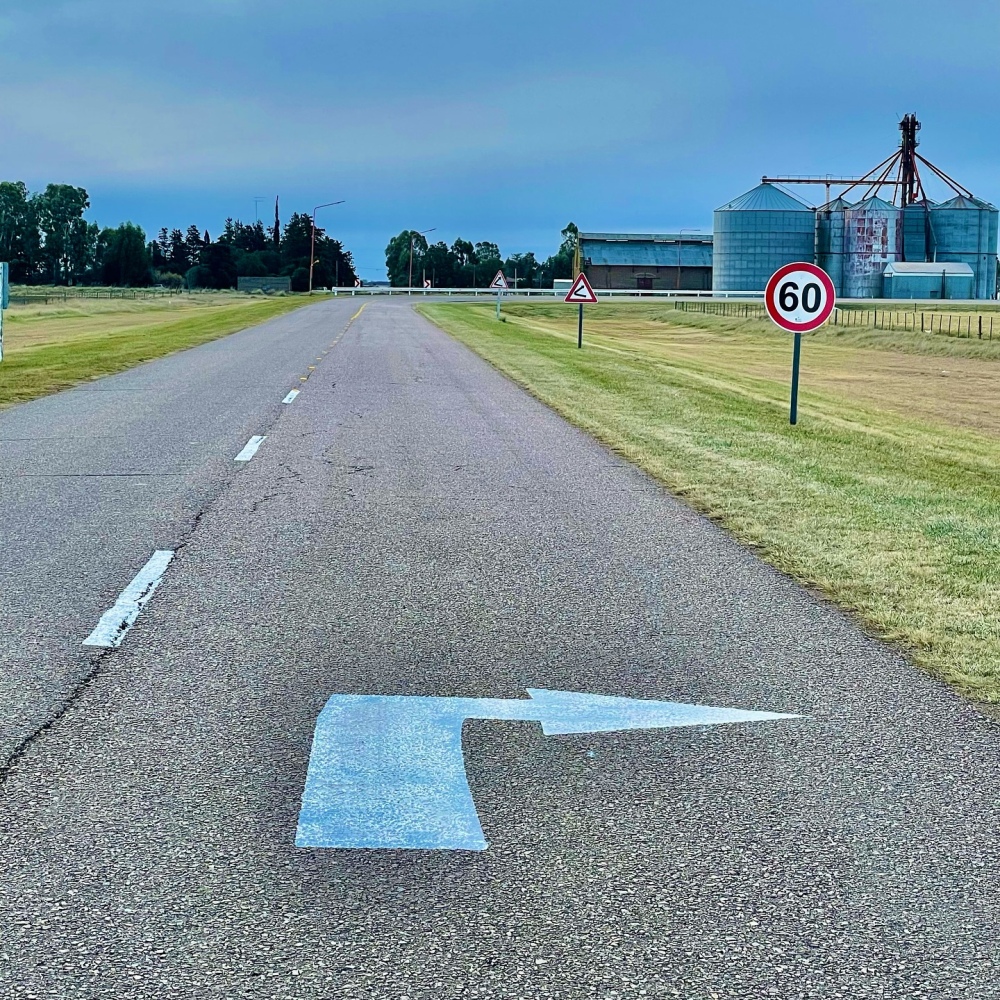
[765,262,835,332]
[764,262,836,425]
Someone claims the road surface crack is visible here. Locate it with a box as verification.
[0,311,362,784]
[0,647,114,788]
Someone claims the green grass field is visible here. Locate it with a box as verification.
[420,300,1000,707]
[0,292,308,407]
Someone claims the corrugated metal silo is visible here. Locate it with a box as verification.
[815,197,852,297]
[929,195,999,299]
[902,200,934,263]
[843,196,902,298]
[713,183,815,291]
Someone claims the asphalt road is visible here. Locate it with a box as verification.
[0,300,358,763]
[0,297,997,997]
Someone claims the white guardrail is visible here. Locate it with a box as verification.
[318,287,768,299]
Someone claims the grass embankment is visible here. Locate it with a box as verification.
[420,300,1000,705]
[0,293,308,407]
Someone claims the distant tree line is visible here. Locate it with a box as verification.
[385,223,578,288]
[0,182,357,290]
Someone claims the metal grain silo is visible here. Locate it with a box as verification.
[815,197,852,296]
[843,196,902,298]
[713,183,815,292]
[929,195,999,299]
[902,200,934,263]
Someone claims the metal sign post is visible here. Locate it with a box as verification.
[563,273,598,347]
[789,331,802,424]
[491,270,509,319]
[764,262,836,425]
[0,262,9,363]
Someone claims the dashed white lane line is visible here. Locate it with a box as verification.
[282,389,300,404]
[82,550,176,649]
[235,435,266,462]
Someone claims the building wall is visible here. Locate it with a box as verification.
[584,265,712,291]
[237,276,292,293]
[882,273,974,299]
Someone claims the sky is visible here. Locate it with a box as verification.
[3,0,1000,281]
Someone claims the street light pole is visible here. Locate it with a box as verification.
[309,200,345,294]
[408,228,436,293]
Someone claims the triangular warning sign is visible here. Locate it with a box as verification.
[490,270,509,290]
[564,273,598,304]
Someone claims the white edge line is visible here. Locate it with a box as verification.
[282,390,300,404]
[235,435,266,462]
[82,550,176,649]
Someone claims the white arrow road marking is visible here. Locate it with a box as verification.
[82,550,175,649]
[297,690,803,851]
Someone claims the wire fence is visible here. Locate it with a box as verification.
[673,300,998,340]
[674,301,768,319]
[7,288,184,306]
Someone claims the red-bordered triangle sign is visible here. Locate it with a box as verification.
[490,270,509,290]
[564,272,598,304]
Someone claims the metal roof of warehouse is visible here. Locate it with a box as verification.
[883,262,974,275]
[580,233,714,268]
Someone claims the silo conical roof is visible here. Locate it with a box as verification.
[933,194,997,211]
[716,182,813,213]
[817,196,854,212]
[849,195,897,211]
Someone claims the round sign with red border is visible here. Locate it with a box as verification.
[764,262,836,333]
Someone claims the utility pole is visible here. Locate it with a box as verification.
[309,200,345,294]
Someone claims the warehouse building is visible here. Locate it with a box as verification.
[881,261,974,299]
[579,233,713,291]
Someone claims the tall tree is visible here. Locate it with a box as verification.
[32,184,91,283]
[0,181,37,281]
[505,252,539,289]
[385,230,429,287]
[539,222,579,286]
[169,229,189,272]
[423,241,458,287]
[280,212,315,268]
[184,225,204,265]
[201,242,238,289]
[101,222,151,286]
[66,218,99,283]
[451,238,474,266]
[474,241,503,286]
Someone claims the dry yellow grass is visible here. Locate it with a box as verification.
[1,292,307,406]
[5,292,267,348]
